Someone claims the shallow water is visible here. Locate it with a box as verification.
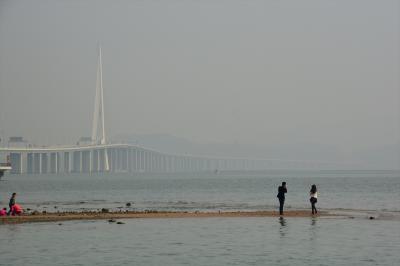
[1,170,399,265]
[0,170,399,214]
[1,216,399,266]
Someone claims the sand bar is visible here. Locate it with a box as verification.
[0,210,332,224]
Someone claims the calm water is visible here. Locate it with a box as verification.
[1,170,399,213]
[0,217,399,266]
[1,170,400,266]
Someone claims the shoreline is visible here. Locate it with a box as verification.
[0,210,334,224]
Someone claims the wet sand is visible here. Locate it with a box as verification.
[0,210,331,224]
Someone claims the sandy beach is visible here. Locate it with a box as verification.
[0,210,331,224]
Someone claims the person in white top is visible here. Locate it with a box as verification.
[309,184,318,215]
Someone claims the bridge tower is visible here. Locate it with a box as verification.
[91,45,107,145]
[91,45,109,171]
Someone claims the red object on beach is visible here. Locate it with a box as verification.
[12,204,23,215]
[0,209,6,216]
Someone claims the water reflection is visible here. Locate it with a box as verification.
[311,217,317,226]
[278,217,287,237]
[309,217,318,241]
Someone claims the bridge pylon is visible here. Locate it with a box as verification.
[91,45,107,145]
[91,45,109,170]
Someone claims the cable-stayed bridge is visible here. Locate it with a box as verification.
[1,142,340,174]
[0,48,348,174]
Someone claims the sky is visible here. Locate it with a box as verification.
[0,0,399,168]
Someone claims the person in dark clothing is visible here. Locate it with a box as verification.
[7,192,16,216]
[277,182,287,215]
[309,184,318,215]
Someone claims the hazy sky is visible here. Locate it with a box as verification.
[0,0,399,154]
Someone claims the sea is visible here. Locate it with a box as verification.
[0,170,399,266]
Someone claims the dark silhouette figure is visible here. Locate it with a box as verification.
[277,182,287,215]
[310,184,318,215]
[7,192,16,216]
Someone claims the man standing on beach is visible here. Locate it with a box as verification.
[277,182,287,215]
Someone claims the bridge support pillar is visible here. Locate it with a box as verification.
[63,152,71,173]
[127,148,133,172]
[142,150,146,172]
[33,153,41,174]
[9,153,22,174]
[92,150,99,172]
[98,149,105,172]
[73,151,81,173]
[41,153,48,174]
[50,153,58,174]
[81,151,91,173]
[110,148,116,172]
[27,153,34,174]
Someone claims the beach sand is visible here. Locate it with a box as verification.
[0,210,331,224]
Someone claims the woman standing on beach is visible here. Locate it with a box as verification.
[310,185,318,215]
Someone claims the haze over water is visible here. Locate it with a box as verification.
[1,0,399,265]
[0,0,399,169]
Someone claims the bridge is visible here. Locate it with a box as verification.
[0,142,335,174]
[0,144,267,174]
[0,47,345,174]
